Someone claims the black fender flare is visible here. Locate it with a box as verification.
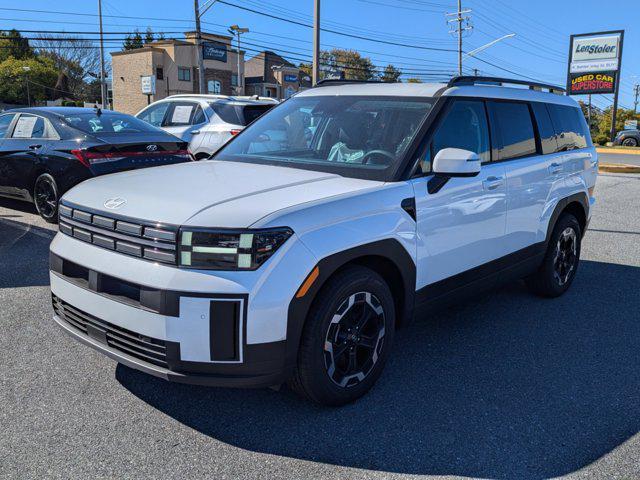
[284,239,416,370]
[545,192,589,244]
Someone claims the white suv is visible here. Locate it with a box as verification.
[50,77,597,406]
[136,94,277,159]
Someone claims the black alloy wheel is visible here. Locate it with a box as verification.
[553,227,578,286]
[324,291,386,388]
[33,173,59,223]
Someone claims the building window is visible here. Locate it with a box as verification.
[156,67,164,80]
[207,80,222,94]
[178,67,191,82]
[231,74,238,86]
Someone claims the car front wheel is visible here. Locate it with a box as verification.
[622,137,638,147]
[289,266,395,406]
[33,173,59,223]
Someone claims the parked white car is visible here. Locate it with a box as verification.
[135,94,277,159]
[50,77,597,406]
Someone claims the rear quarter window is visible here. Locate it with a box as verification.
[531,102,558,155]
[211,103,273,126]
[547,104,590,150]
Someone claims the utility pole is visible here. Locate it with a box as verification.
[446,2,472,76]
[194,0,218,94]
[194,0,205,94]
[588,94,592,130]
[98,0,107,108]
[229,25,249,95]
[22,66,31,107]
[312,0,320,85]
[634,84,639,114]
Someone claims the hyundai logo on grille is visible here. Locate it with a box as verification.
[146,144,158,152]
[104,197,127,210]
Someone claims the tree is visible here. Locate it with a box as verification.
[596,106,640,144]
[0,56,58,104]
[406,78,423,83]
[123,30,144,50]
[0,29,34,62]
[380,64,402,83]
[144,27,155,44]
[33,34,106,99]
[321,49,376,81]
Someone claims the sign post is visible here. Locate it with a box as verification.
[566,30,624,142]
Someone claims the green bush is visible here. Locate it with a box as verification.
[594,134,609,146]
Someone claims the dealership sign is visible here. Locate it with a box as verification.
[567,31,624,95]
[203,41,227,62]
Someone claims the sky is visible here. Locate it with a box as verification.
[1,0,638,110]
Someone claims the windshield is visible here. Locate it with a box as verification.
[63,112,160,134]
[214,95,434,181]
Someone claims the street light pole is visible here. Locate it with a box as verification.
[194,0,206,94]
[312,0,320,85]
[464,33,515,59]
[98,0,107,108]
[229,25,249,95]
[634,84,639,114]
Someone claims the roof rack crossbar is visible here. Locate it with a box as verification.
[448,76,565,94]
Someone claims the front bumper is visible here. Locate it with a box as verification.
[49,230,318,388]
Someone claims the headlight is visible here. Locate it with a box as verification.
[178,227,293,270]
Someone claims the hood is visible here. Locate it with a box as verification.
[62,160,381,227]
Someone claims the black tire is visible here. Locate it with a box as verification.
[288,266,395,406]
[525,213,581,297]
[194,152,211,160]
[33,173,59,223]
[622,138,638,147]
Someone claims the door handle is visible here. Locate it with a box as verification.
[191,130,201,135]
[548,162,562,175]
[28,144,42,150]
[482,176,504,190]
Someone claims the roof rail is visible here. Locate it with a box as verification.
[315,79,384,87]
[448,76,565,94]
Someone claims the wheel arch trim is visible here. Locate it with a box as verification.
[285,239,416,370]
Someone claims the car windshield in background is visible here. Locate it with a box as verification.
[63,112,159,134]
[210,102,274,126]
[214,96,433,181]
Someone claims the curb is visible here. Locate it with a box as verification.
[596,147,640,155]
[599,163,640,174]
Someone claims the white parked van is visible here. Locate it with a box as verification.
[51,77,597,405]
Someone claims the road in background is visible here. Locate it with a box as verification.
[598,151,640,167]
[1,173,640,479]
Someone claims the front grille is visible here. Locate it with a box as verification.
[58,203,178,265]
[53,294,168,368]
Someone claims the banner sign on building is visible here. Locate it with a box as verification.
[284,74,298,83]
[203,41,227,63]
[567,31,623,95]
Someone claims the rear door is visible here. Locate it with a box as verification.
[0,112,18,197]
[0,113,58,200]
[490,100,556,254]
[161,101,207,144]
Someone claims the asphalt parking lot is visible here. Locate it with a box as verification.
[1,172,639,480]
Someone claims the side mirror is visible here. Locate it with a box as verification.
[432,148,481,177]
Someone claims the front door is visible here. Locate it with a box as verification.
[411,99,508,296]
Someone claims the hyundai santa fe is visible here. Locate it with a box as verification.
[50,77,597,406]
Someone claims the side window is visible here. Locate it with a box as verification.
[138,102,170,127]
[420,100,490,173]
[192,105,206,125]
[531,102,558,154]
[548,104,589,151]
[0,113,16,137]
[164,102,201,127]
[11,114,52,139]
[488,101,537,161]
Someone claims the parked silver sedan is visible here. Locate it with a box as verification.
[136,94,277,159]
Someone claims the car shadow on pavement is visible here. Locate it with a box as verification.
[117,259,640,479]
[0,217,54,288]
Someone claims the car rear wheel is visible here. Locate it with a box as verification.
[622,137,638,147]
[33,173,59,223]
[525,213,581,297]
[289,266,395,406]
